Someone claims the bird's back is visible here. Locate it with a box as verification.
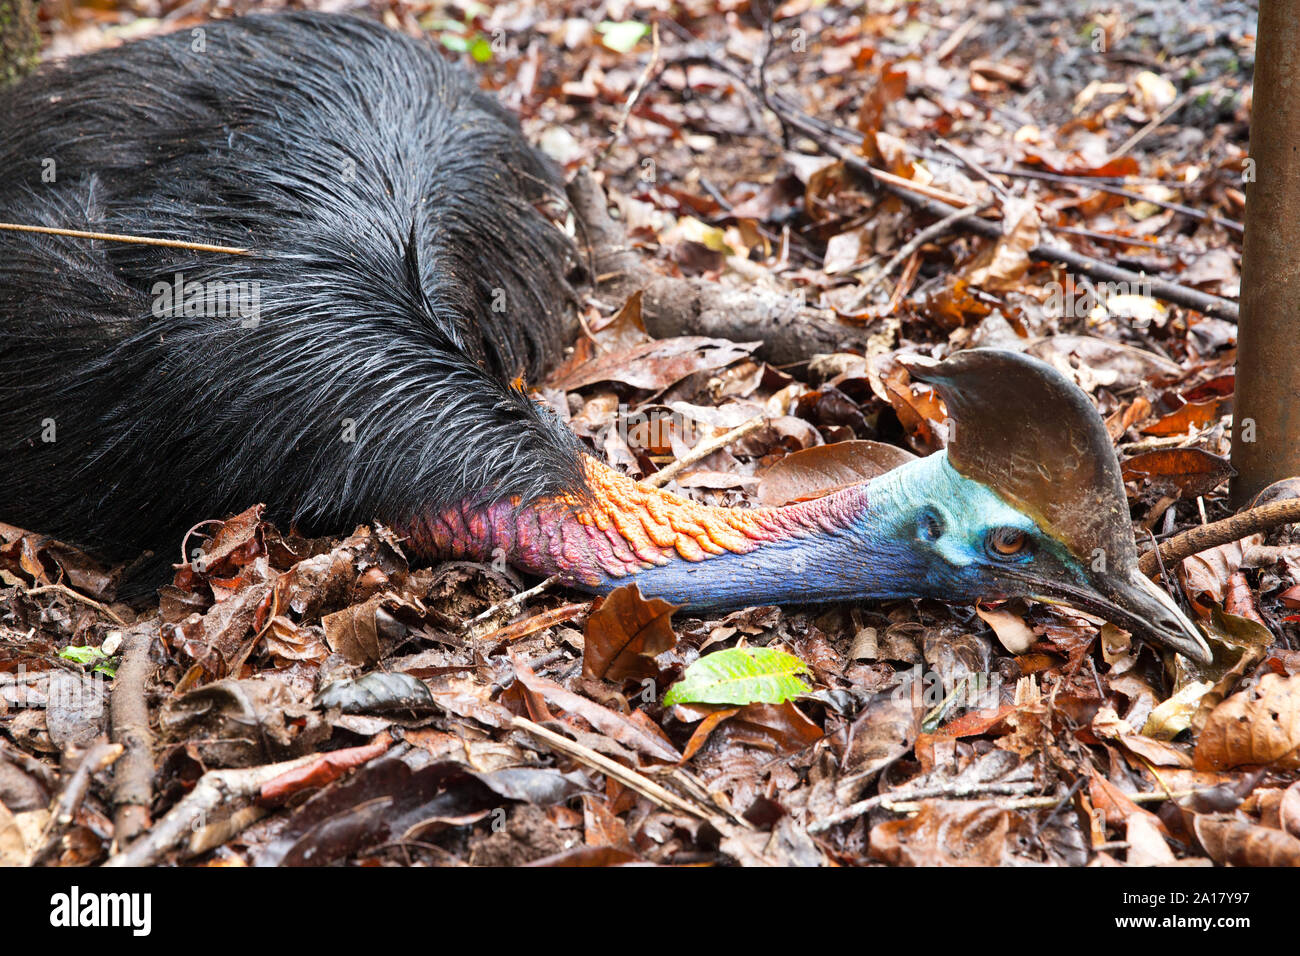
[0,12,585,567]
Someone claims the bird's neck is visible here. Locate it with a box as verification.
[404,454,949,610]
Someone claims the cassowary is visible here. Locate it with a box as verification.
[0,12,1209,662]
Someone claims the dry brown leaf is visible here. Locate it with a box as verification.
[1121,448,1234,499]
[1126,812,1176,865]
[837,692,917,801]
[869,800,1024,866]
[583,584,678,682]
[1193,812,1300,867]
[756,440,916,506]
[511,660,681,763]
[1194,674,1300,771]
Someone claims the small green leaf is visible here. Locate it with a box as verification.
[663,647,811,706]
[596,20,649,54]
[469,35,493,63]
[59,645,106,666]
[439,33,470,53]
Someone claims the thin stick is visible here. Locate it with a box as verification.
[811,784,1206,832]
[597,23,662,165]
[0,221,249,255]
[32,740,123,865]
[855,202,986,304]
[23,583,128,626]
[808,780,1039,833]
[935,15,979,61]
[1139,497,1300,576]
[927,159,1244,234]
[935,141,1011,201]
[463,574,561,638]
[512,715,711,821]
[1105,90,1193,163]
[882,788,1202,814]
[643,415,768,488]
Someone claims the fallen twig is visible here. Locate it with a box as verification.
[1104,88,1196,163]
[109,623,157,851]
[808,780,1039,833]
[811,783,1206,832]
[566,170,865,365]
[32,739,122,866]
[854,201,987,305]
[597,23,661,165]
[643,415,768,488]
[512,715,714,823]
[935,141,1011,202]
[463,574,562,639]
[1140,497,1300,576]
[884,788,1203,814]
[23,583,128,626]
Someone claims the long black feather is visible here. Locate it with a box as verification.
[0,12,586,570]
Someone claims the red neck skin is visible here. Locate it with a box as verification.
[401,457,869,599]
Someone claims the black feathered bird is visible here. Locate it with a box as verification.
[0,12,1210,662]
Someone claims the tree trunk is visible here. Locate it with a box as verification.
[0,0,38,85]
[1231,0,1300,506]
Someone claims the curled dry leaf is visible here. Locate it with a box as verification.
[1193,813,1300,867]
[757,440,918,506]
[1179,537,1264,613]
[1140,398,1229,437]
[975,605,1036,655]
[512,660,681,763]
[583,583,678,682]
[1194,674,1300,771]
[1126,812,1176,866]
[705,700,823,755]
[1143,680,1214,740]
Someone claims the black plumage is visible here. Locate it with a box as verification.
[0,12,586,569]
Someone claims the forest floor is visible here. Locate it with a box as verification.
[4,0,1296,869]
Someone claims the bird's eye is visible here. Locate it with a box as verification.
[987,527,1028,557]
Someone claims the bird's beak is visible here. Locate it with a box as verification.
[1026,568,1212,664]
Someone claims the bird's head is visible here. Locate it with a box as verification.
[867,348,1210,663]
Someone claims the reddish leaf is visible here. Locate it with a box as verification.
[1140,398,1228,436]
[1121,448,1234,498]
[260,735,393,803]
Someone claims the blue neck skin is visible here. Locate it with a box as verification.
[607,451,1068,612]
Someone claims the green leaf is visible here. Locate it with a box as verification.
[469,35,493,63]
[439,33,470,53]
[663,647,811,706]
[595,20,649,54]
[59,645,106,666]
